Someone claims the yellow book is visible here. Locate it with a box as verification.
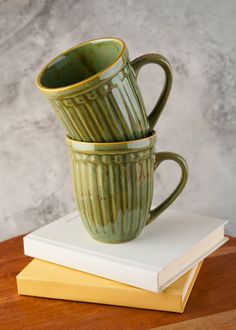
[17,259,202,313]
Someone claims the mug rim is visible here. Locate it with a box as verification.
[36,37,126,94]
[65,131,156,152]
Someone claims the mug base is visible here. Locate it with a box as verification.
[88,232,141,244]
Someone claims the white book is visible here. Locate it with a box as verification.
[23,209,228,293]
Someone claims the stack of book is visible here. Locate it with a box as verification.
[17,209,227,313]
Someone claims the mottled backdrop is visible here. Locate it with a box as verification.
[0,0,235,241]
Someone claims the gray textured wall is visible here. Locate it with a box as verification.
[1,0,235,241]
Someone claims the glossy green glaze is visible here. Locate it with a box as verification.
[66,132,188,243]
[37,38,173,142]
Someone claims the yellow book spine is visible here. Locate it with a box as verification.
[17,261,202,313]
[17,278,182,312]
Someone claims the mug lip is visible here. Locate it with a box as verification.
[65,131,156,151]
[36,37,126,94]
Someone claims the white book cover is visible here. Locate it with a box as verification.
[23,209,228,293]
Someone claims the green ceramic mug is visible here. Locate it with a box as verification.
[66,132,188,243]
[37,37,172,142]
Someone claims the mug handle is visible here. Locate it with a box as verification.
[131,54,173,129]
[147,152,188,225]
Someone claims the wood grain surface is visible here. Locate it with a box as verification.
[152,309,236,330]
[0,235,236,330]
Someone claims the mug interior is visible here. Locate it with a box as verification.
[39,38,123,89]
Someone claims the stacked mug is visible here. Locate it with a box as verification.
[37,37,188,243]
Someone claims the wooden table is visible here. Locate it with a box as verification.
[0,236,236,330]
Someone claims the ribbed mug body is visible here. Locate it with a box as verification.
[66,135,156,243]
[50,62,149,142]
[37,38,150,142]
